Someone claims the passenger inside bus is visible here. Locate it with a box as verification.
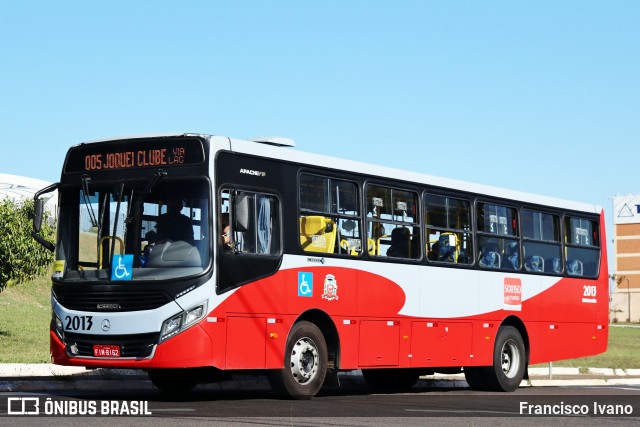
[428,241,440,261]
[386,227,410,258]
[221,213,232,252]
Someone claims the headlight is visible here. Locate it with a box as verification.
[160,313,183,341]
[53,312,63,339]
[159,301,207,342]
[184,305,204,327]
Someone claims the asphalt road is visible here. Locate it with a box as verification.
[2,383,640,426]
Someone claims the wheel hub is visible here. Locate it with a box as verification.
[290,337,319,384]
[501,339,520,378]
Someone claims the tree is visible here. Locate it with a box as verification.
[0,198,55,291]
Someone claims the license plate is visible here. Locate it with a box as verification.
[92,344,121,357]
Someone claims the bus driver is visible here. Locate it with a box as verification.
[156,198,194,243]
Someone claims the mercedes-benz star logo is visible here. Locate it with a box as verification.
[101,319,111,332]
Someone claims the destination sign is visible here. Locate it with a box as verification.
[64,137,205,173]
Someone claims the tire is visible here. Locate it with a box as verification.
[148,369,198,395]
[362,368,419,390]
[485,326,526,392]
[269,321,328,399]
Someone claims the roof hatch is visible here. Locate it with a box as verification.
[249,136,296,147]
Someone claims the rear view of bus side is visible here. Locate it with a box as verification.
[33,134,608,398]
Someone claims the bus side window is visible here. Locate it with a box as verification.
[366,185,420,260]
[299,173,361,256]
[222,190,280,256]
[477,202,520,270]
[564,216,600,277]
[424,193,472,264]
[522,209,561,274]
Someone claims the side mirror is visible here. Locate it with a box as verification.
[32,182,58,252]
[33,198,45,233]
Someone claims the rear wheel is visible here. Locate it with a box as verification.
[486,326,526,391]
[269,321,328,399]
[464,326,526,391]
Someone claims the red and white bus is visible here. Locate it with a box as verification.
[33,133,608,398]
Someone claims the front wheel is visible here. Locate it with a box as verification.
[148,369,198,395]
[269,321,328,399]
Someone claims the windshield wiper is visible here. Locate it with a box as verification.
[109,183,125,275]
[139,169,167,203]
[81,175,98,227]
[124,169,167,227]
[123,187,135,242]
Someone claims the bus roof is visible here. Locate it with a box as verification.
[75,133,602,215]
[79,132,200,145]
[221,135,602,215]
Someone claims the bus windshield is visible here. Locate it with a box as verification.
[57,177,210,282]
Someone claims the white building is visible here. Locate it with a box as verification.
[0,173,57,218]
[612,194,640,322]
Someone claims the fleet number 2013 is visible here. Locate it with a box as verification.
[65,315,93,331]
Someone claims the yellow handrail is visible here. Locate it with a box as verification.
[98,236,124,270]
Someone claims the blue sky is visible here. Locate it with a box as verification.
[1,1,639,267]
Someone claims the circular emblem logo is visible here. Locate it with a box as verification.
[101,319,111,332]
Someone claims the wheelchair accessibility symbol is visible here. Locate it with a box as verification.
[298,272,313,297]
[111,254,133,281]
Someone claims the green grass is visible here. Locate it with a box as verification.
[535,326,640,370]
[1,274,640,368]
[0,275,51,363]
[78,231,99,266]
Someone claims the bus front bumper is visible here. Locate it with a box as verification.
[50,323,214,369]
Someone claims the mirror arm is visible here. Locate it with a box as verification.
[32,231,55,252]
